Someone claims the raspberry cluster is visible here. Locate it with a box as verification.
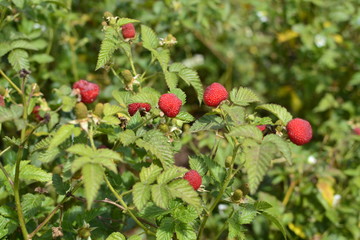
[286,118,313,145]
[128,103,151,116]
[122,23,136,39]
[158,93,182,118]
[203,82,228,107]
[73,80,100,104]
[183,170,202,190]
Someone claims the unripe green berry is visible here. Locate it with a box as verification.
[75,102,88,120]
[0,86,6,95]
[77,227,91,239]
[159,123,169,133]
[121,70,133,84]
[225,156,232,168]
[231,189,243,202]
[94,103,104,117]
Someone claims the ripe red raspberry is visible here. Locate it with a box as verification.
[286,118,312,145]
[122,23,136,39]
[257,125,266,131]
[203,82,228,107]
[73,80,100,104]
[353,127,360,135]
[158,93,182,118]
[32,106,44,122]
[183,170,202,190]
[0,95,4,107]
[128,103,151,116]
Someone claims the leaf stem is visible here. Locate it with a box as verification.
[103,174,156,236]
[0,69,22,95]
[215,207,235,240]
[0,146,14,188]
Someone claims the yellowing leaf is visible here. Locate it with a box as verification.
[288,223,306,239]
[332,34,343,44]
[277,30,299,43]
[316,177,335,207]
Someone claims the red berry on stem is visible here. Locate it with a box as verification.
[353,127,360,135]
[0,95,4,107]
[122,23,136,39]
[203,82,228,107]
[286,118,312,145]
[257,125,266,131]
[32,106,44,122]
[73,80,100,104]
[128,103,151,116]
[158,93,182,118]
[184,170,202,190]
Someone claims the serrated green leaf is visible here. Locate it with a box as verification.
[67,144,94,157]
[228,220,246,240]
[263,134,292,164]
[130,87,160,107]
[49,125,79,149]
[168,179,201,209]
[139,164,162,184]
[0,104,23,123]
[8,49,29,71]
[157,217,175,240]
[82,163,104,209]
[262,211,287,240]
[175,112,195,123]
[103,103,124,116]
[227,125,263,142]
[189,114,224,132]
[157,166,187,184]
[164,71,178,90]
[52,174,70,195]
[94,148,122,161]
[136,130,174,168]
[151,184,171,209]
[140,203,170,219]
[112,90,131,108]
[256,104,293,125]
[173,205,198,223]
[141,25,158,50]
[230,87,260,106]
[221,105,245,126]
[96,27,118,70]
[237,204,258,224]
[202,155,226,183]
[169,62,187,72]
[20,161,52,182]
[175,222,197,240]
[21,193,45,219]
[118,129,137,146]
[105,232,126,240]
[244,139,277,194]
[116,18,140,26]
[103,116,121,125]
[98,158,117,173]
[29,53,54,64]
[128,235,142,240]
[188,156,208,176]
[178,68,203,103]
[254,201,273,211]
[12,0,24,8]
[155,48,170,70]
[133,182,151,210]
[169,88,186,104]
[11,39,39,51]
[72,157,92,173]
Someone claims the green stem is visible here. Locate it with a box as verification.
[0,146,14,188]
[197,145,240,240]
[0,70,22,95]
[28,182,82,239]
[128,51,137,76]
[104,175,156,236]
[215,208,235,240]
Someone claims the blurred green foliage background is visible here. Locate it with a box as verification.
[1,0,360,239]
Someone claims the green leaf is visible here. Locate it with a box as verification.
[106,232,126,240]
[157,166,187,184]
[103,116,121,125]
[139,164,162,184]
[140,203,170,219]
[94,148,122,161]
[189,114,224,133]
[168,179,201,209]
[175,222,197,240]
[151,184,171,209]
[118,129,138,146]
[230,87,260,106]
[154,48,170,70]
[96,27,118,70]
[263,134,292,164]
[21,193,44,219]
[112,90,131,108]
[221,105,245,126]
[178,68,203,103]
[227,125,263,142]
[164,71,178,90]
[128,236,142,240]
[202,155,226,183]
[169,62,186,72]
[20,161,52,182]
[136,130,174,168]
[82,163,104,209]
[52,174,70,195]
[0,104,23,123]
[254,201,273,211]
[188,156,208,176]
[256,104,293,125]
[12,0,24,8]
[11,39,39,51]
[157,217,175,240]
[127,112,142,129]
[244,139,277,194]
[29,53,54,64]
[8,49,29,71]
[103,103,123,116]
[67,144,94,157]
[141,25,159,50]
[72,157,92,173]
[133,182,151,210]
[116,18,140,26]
[175,112,195,123]
[130,87,160,107]
[262,211,288,240]
[49,125,80,149]
[173,205,198,223]
[237,204,258,224]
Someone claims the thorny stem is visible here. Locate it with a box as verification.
[103,175,156,236]
[197,145,241,240]
[0,69,22,95]
[28,182,82,239]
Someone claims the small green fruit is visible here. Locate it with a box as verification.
[94,103,104,117]
[231,189,243,202]
[75,102,88,120]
